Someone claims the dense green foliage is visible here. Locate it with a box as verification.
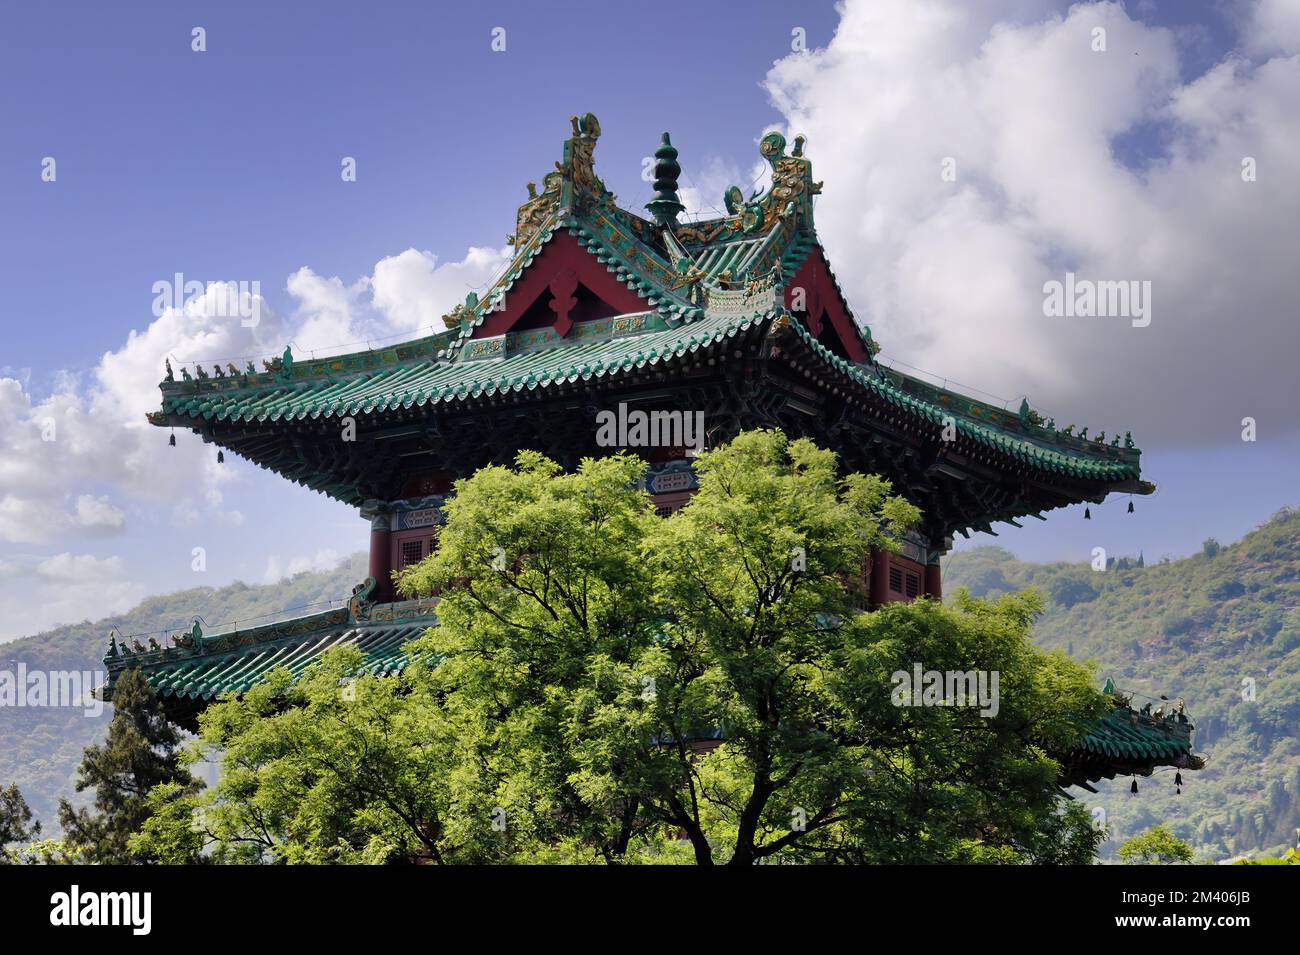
[1117,824,1195,864]
[144,432,1108,864]
[944,507,1300,861]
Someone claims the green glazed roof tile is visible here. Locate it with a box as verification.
[101,601,441,703]
[1078,705,1194,761]
[121,621,431,701]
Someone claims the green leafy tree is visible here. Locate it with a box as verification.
[1118,824,1195,864]
[128,783,208,864]
[157,653,464,864]
[182,431,1112,864]
[57,668,201,863]
[0,783,41,864]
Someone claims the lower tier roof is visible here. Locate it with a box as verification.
[1060,701,1201,789]
[99,595,438,729]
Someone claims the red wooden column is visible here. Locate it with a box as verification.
[869,548,891,607]
[924,561,943,600]
[363,507,394,603]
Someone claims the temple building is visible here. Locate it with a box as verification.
[104,113,1198,788]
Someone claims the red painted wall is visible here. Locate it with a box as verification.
[472,232,649,339]
[782,246,870,363]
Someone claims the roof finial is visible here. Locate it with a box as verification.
[646,132,685,227]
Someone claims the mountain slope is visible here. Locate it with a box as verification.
[944,507,1300,860]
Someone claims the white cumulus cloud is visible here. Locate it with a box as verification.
[287,245,512,357]
[763,0,1300,445]
[0,245,512,637]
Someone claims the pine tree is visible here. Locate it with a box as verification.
[0,784,41,864]
[57,669,200,863]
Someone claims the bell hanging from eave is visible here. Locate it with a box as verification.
[168,432,176,447]
[1130,779,1138,794]
[1128,499,1135,513]
[217,450,224,464]
[1084,507,1091,520]
[1175,771,1183,786]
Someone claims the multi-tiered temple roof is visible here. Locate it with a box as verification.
[147,112,1149,545]
[112,113,1192,787]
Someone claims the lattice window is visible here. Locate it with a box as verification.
[904,572,920,599]
[654,504,675,518]
[400,539,424,569]
[889,566,903,593]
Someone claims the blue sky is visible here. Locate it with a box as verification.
[1,0,1297,640]
[1,0,842,370]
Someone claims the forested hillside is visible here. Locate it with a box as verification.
[0,554,368,828]
[945,507,1300,860]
